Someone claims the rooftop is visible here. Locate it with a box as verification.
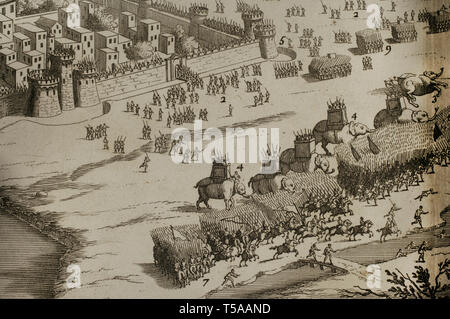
[0,0,15,5]
[96,30,117,37]
[7,61,29,70]
[13,32,30,41]
[55,37,77,44]
[68,26,93,34]
[0,14,11,22]
[118,34,131,43]
[16,23,46,33]
[0,47,14,55]
[120,11,135,16]
[0,34,12,44]
[99,47,117,54]
[140,18,159,25]
[23,50,44,56]
[35,17,60,29]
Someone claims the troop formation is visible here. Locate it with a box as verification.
[85,123,109,141]
[334,30,352,44]
[362,56,373,71]
[273,61,302,79]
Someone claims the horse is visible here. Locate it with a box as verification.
[238,244,258,267]
[271,242,299,259]
[377,224,401,243]
[264,224,284,244]
[320,219,352,241]
[348,220,374,241]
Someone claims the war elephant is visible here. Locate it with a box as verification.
[312,120,375,155]
[248,173,295,195]
[374,106,439,128]
[279,151,334,175]
[397,67,448,107]
[194,177,248,210]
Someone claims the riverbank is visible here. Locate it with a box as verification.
[0,194,84,298]
[0,212,65,298]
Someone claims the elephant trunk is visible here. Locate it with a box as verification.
[429,107,439,121]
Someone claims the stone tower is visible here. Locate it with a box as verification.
[50,48,75,111]
[254,20,278,59]
[189,3,209,38]
[27,70,61,118]
[241,6,264,40]
[73,66,100,108]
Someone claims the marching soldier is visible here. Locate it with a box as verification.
[228,104,233,117]
[158,108,163,121]
[103,136,109,150]
[139,154,151,173]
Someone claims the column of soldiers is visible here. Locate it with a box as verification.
[362,56,373,70]
[152,91,162,106]
[330,8,341,19]
[274,61,301,79]
[334,30,352,43]
[286,5,305,17]
[215,0,224,13]
[309,44,320,57]
[113,137,126,154]
[85,123,109,141]
[142,122,152,140]
[298,37,312,48]
[143,104,154,120]
[381,18,392,30]
[253,88,270,107]
[245,78,262,92]
[241,64,262,77]
[418,9,430,23]
[286,22,301,34]
[303,28,314,38]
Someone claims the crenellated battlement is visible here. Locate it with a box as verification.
[28,70,59,87]
[51,48,76,61]
[189,3,208,17]
[254,20,276,38]
[241,6,264,21]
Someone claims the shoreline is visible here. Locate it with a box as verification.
[0,192,85,298]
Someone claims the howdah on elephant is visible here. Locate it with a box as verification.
[194,177,248,210]
[312,121,374,155]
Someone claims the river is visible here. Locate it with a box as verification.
[0,211,65,299]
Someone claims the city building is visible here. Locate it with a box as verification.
[0,0,16,20]
[65,26,95,60]
[0,13,12,37]
[119,11,137,42]
[137,18,160,51]
[159,33,175,55]
[96,47,118,71]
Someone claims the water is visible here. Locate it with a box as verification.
[207,260,344,299]
[0,211,65,299]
